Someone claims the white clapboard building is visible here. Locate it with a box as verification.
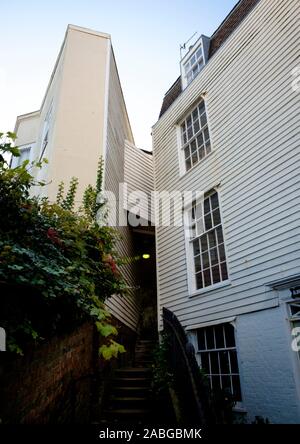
[152,0,300,423]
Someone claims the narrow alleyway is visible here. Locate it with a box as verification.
[100,339,157,423]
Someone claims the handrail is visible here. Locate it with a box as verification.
[162,307,213,425]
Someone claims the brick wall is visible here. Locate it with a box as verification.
[236,306,300,423]
[0,320,136,424]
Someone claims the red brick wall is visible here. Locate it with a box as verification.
[0,322,97,424]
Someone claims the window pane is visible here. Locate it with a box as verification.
[193,239,200,256]
[186,158,192,171]
[192,109,198,121]
[210,248,218,266]
[204,127,210,141]
[208,231,216,248]
[232,375,242,401]
[183,132,187,144]
[221,262,228,281]
[198,146,205,160]
[192,151,198,165]
[213,209,221,226]
[206,327,215,350]
[198,103,205,116]
[229,350,239,374]
[196,272,203,290]
[215,325,225,349]
[205,141,211,154]
[204,214,212,230]
[200,352,210,372]
[194,120,200,134]
[194,255,201,272]
[203,269,211,287]
[197,330,206,350]
[191,139,197,152]
[188,127,193,140]
[224,324,235,348]
[219,351,230,374]
[202,252,210,268]
[212,265,221,284]
[196,48,202,59]
[216,226,224,244]
[184,146,190,159]
[210,351,219,374]
[200,235,208,252]
[210,193,219,210]
[219,244,226,262]
[204,198,210,214]
[221,375,232,393]
[211,376,221,393]
[197,133,203,147]
[186,116,192,127]
[200,113,207,127]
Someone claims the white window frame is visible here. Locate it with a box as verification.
[180,36,210,90]
[177,99,212,176]
[195,322,243,403]
[40,103,53,161]
[10,144,32,168]
[184,189,230,297]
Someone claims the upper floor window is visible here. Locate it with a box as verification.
[180,35,210,90]
[187,191,228,291]
[180,100,211,172]
[40,103,52,160]
[184,46,204,86]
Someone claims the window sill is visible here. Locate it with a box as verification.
[179,150,214,179]
[188,280,231,298]
[233,404,247,414]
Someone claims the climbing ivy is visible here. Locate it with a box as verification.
[0,132,126,359]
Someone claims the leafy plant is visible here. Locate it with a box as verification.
[151,333,174,394]
[0,132,127,359]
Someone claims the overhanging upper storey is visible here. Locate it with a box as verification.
[180,35,210,90]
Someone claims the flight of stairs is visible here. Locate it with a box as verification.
[102,339,156,423]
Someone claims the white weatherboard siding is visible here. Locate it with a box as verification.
[153,0,300,330]
[104,49,140,331]
[124,140,154,223]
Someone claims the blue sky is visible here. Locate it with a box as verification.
[1,0,237,150]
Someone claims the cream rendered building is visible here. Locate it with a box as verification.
[13,25,154,337]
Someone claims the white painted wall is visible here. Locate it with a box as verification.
[236,304,300,423]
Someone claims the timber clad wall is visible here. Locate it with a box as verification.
[124,141,154,222]
[153,0,300,329]
[104,50,140,331]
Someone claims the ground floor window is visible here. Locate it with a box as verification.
[196,322,242,402]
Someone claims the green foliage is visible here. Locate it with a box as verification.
[0,132,128,359]
[151,333,174,395]
[99,339,125,360]
[61,177,78,211]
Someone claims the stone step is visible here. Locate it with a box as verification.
[112,386,150,397]
[109,396,149,409]
[114,368,151,377]
[112,377,151,387]
[103,408,151,420]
